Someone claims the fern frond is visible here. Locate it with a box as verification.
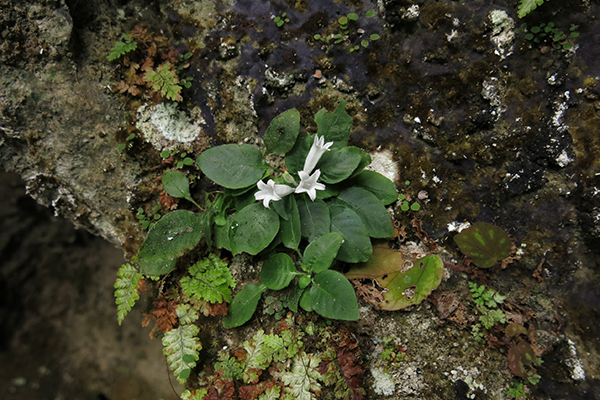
[181,389,208,400]
[145,62,183,101]
[114,262,143,325]
[282,352,322,400]
[162,323,202,384]
[518,0,545,18]
[259,386,281,400]
[180,254,236,304]
[108,33,137,61]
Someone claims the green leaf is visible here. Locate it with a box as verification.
[224,284,268,328]
[349,150,372,178]
[518,0,545,18]
[260,253,298,290]
[108,38,137,61]
[162,323,201,384]
[453,222,511,268]
[229,203,280,255]
[137,210,204,276]
[317,147,362,184]
[288,284,306,312]
[345,245,444,310]
[146,62,183,101]
[264,108,301,154]
[281,353,322,398]
[297,196,330,241]
[180,254,236,303]
[329,203,372,263]
[301,232,344,273]
[280,195,302,250]
[308,270,359,320]
[347,170,397,204]
[337,187,393,238]
[314,101,353,148]
[162,170,200,207]
[197,144,267,189]
[285,133,312,175]
[115,262,143,325]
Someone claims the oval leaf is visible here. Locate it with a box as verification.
[229,203,280,255]
[318,147,363,184]
[224,284,267,328]
[137,210,204,276]
[279,195,301,250]
[197,144,267,189]
[453,222,511,268]
[329,202,372,263]
[309,270,359,320]
[345,245,444,310]
[348,170,398,205]
[297,196,330,241]
[337,187,393,238]
[260,253,298,290]
[314,100,352,148]
[264,108,300,154]
[301,232,344,273]
[162,170,192,199]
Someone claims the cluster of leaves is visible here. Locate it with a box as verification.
[136,204,162,230]
[507,382,528,399]
[130,102,400,325]
[515,22,580,50]
[517,0,545,18]
[273,12,290,27]
[468,282,507,341]
[108,26,192,102]
[180,316,365,400]
[161,149,195,169]
[313,11,379,53]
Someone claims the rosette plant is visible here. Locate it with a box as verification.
[136,101,398,327]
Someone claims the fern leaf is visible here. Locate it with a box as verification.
[145,62,183,101]
[259,386,281,400]
[176,303,199,325]
[180,254,236,304]
[518,0,544,18]
[181,389,208,400]
[114,263,143,325]
[282,353,322,400]
[108,34,137,61]
[162,323,202,384]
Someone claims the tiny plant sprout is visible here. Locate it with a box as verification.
[161,150,171,158]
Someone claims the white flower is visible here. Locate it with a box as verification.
[295,169,326,200]
[255,179,294,208]
[303,135,333,174]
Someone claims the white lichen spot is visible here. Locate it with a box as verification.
[371,367,395,396]
[488,10,515,60]
[565,339,586,381]
[366,150,399,183]
[555,149,573,167]
[482,77,506,120]
[136,103,204,150]
[447,221,471,232]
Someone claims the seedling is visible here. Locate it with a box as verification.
[515,22,580,50]
[273,12,290,27]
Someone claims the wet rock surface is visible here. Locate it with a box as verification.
[1,0,600,398]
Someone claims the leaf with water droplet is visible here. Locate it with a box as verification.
[453,222,511,268]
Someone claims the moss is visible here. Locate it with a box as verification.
[420,2,453,30]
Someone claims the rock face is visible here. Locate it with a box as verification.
[1,0,600,398]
